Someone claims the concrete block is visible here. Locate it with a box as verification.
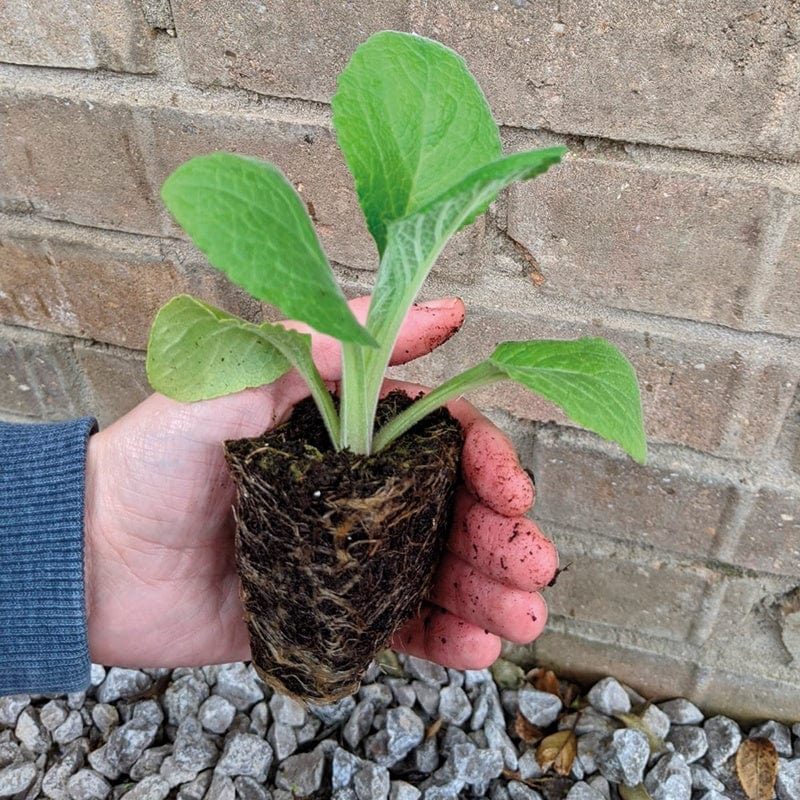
[544,536,716,642]
[530,430,737,559]
[0,0,156,73]
[0,93,161,233]
[411,0,800,160]
[170,1,408,101]
[693,669,800,724]
[762,203,800,337]
[74,344,150,428]
[506,156,771,330]
[0,327,84,419]
[734,489,800,576]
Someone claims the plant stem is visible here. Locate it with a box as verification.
[339,341,372,453]
[371,360,504,453]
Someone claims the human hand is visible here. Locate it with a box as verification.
[84,296,557,671]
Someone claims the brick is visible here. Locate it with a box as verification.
[544,537,715,642]
[0,327,85,419]
[0,93,161,233]
[411,0,800,160]
[530,431,737,558]
[505,630,697,704]
[74,344,150,428]
[762,203,800,337]
[733,489,800,576]
[506,157,771,330]
[170,1,408,102]
[0,0,156,73]
[145,106,377,271]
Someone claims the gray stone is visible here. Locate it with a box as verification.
[216,733,272,781]
[485,718,518,770]
[42,748,85,800]
[392,683,417,707]
[464,668,492,689]
[469,688,489,731]
[129,745,172,781]
[267,722,297,761]
[15,708,49,753]
[295,715,321,745]
[269,694,306,728]
[405,656,447,686]
[40,700,68,732]
[174,769,212,800]
[587,776,611,800]
[354,762,391,800]
[0,761,37,797]
[559,709,617,735]
[518,688,563,727]
[597,728,649,786]
[173,718,218,771]
[690,764,725,792]
[751,720,793,756]
[507,782,544,800]
[197,695,235,735]
[233,776,271,800]
[566,782,606,800]
[66,769,111,800]
[413,736,440,773]
[658,699,704,726]
[644,752,692,800]
[276,745,326,796]
[213,663,264,711]
[120,775,170,800]
[308,696,356,727]
[364,730,391,766]
[389,781,421,800]
[641,704,671,741]
[204,772,235,800]
[87,746,121,781]
[587,677,631,716]
[412,681,440,718]
[419,759,465,799]
[91,704,119,738]
[778,758,800,800]
[438,685,472,726]
[696,792,728,800]
[501,690,520,716]
[385,707,425,763]
[517,748,544,780]
[491,785,511,800]
[105,720,159,773]
[332,747,363,791]
[451,742,504,786]
[575,731,605,776]
[359,683,394,709]
[96,669,151,704]
[158,755,200,788]
[666,725,708,764]
[163,675,209,726]
[0,696,30,728]
[343,700,375,749]
[54,711,85,745]
[704,715,742,768]
[132,700,163,728]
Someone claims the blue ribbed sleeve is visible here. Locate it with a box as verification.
[0,418,97,695]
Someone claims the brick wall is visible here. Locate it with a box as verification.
[1,1,798,721]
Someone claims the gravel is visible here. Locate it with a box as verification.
[2,656,800,799]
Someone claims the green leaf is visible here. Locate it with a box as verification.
[489,338,647,463]
[161,153,374,346]
[146,294,292,401]
[332,30,502,256]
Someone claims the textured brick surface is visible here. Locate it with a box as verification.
[411,0,800,160]
[74,344,150,428]
[762,203,800,337]
[693,669,800,723]
[0,327,84,419]
[170,1,408,101]
[507,156,771,329]
[0,0,156,73]
[529,431,737,558]
[0,93,161,233]
[734,489,800,576]
[544,536,715,642]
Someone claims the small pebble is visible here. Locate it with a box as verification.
[778,758,800,800]
[658,698,705,726]
[275,745,326,796]
[704,715,742,768]
[566,783,606,800]
[0,761,37,797]
[644,752,692,800]
[751,720,793,756]
[587,677,631,716]
[354,761,391,800]
[269,694,306,727]
[597,728,650,786]
[518,688,563,726]
[216,733,273,781]
[385,707,424,763]
[666,725,708,763]
[438,685,472,726]
[67,768,112,800]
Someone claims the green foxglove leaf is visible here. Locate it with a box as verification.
[332,30,502,256]
[146,294,292,401]
[490,338,647,463]
[161,153,374,346]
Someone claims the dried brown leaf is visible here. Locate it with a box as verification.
[535,729,577,776]
[426,717,443,740]
[619,784,654,800]
[533,669,562,699]
[514,712,543,744]
[736,738,778,800]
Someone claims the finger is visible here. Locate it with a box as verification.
[391,603,502,670]
[449,489,558,592]
[429,552,548,644]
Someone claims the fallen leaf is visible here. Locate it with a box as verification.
[375,649,404,678]
[619,784,653,800]
[533,669,562,699]
[535,729,577,776]
[736,738,778,800]
[425,717,443,740]
[514,712,543,744]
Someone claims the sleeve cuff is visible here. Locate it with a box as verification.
[0,417,97,695]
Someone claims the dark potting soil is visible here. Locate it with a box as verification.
[224,391,463,704]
